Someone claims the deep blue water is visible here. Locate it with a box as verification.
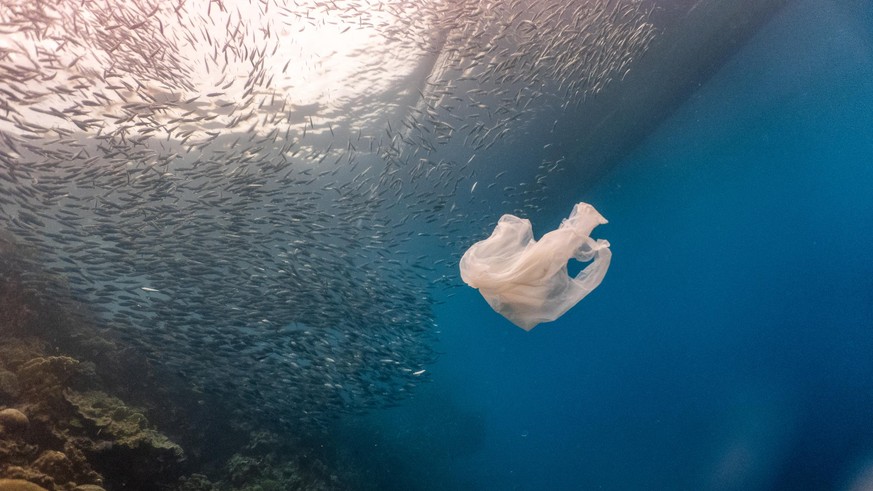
[337,1,873,489]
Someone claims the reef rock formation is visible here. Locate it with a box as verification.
[0,337,186,489]
[64,390,184,465]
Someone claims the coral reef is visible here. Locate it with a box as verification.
[63,390,185,485]
[0,338,106,490]
[212,431,342,491]
[0,332,190,489]
[1,233,349,490]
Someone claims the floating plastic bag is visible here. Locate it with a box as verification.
[459,202,611,330]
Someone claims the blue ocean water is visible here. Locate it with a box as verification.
[338,1,873,489]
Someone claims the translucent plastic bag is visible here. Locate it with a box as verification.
[459,202,611,330]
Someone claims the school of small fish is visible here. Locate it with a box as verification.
[0,0,657,430]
